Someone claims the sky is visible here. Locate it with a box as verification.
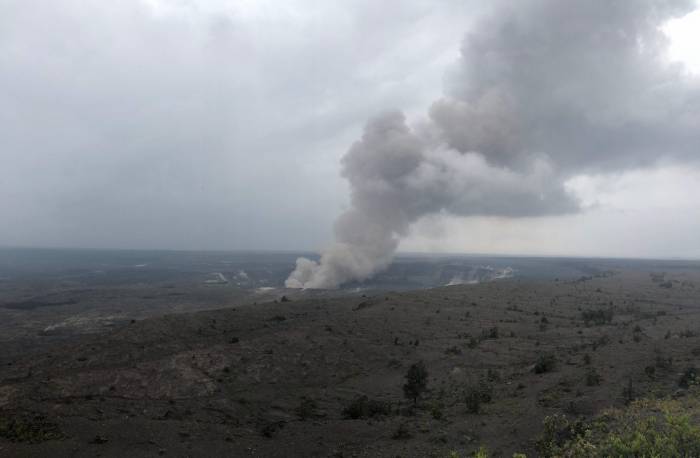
[2,0,699,259]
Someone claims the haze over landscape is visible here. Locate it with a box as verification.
[2,1,700,457]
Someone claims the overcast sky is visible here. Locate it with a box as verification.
[2,0,700,258]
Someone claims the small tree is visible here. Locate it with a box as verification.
[465,378,493,414]
[403,361,428,406]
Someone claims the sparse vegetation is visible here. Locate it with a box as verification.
[645,365,656,378]
[464,388,480,414]
[430,400,445,420]
[591,334,610,350]
[260,421,285,438]
[465,379,493,414]
[4,255,700,456]
[581,308,614,326]
[295,397,319,420]
[481,327,499,340]
[621,378,636,404]
[392,422,412,440]
[446,446,494,458]
[342,395,392,419]
[0,415,62,443]
[679,367,698,389]
[585,368,602,386]
[537,413,586,456]
[655,354,673,370]
[534,354,557,374]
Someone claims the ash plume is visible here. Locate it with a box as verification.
[287,0,700,289]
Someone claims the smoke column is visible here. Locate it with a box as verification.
[287,0,700,289]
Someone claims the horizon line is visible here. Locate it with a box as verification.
[1,244,698,263]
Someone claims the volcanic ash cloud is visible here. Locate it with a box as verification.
[287,0,700,289]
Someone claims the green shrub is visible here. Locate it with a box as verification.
[534,354,557,374]
[581,308,614,326]
[465,388,481,414]
[656,354,673,370]
[537,413,586,456]
[645,365,656,378]
[430,401,445,420]
[679,367,698,388]
[585,368,602,386]
[295,397,319,420]
[465,379,493,414]
[603,414,700,456]
[342,395,391,419]
[481,327,499,340]
[622,378,636,404]
[392,422,412,440]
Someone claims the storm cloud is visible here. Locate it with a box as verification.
[287,0,700,289]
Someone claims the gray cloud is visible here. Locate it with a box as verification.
[288,0,700,288]
[0,0,480,250]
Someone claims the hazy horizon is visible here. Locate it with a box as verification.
[2,243,700,263]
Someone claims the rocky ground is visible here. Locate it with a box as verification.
[1,269,699,457]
